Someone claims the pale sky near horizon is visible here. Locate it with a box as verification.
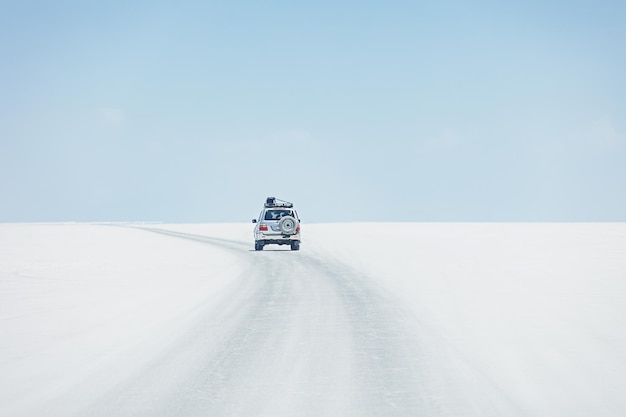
[1,1,625,223]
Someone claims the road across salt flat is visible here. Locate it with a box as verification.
[86,227,433,417]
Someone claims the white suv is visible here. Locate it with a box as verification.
[252,197,301,251]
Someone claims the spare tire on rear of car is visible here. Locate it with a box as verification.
[278,216,298,235]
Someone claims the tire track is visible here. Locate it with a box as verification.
[84,226,433,417]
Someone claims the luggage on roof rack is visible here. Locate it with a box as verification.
[265,197,293,208]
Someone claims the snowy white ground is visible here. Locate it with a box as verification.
[1,222,625,417]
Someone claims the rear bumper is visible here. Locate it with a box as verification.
[257,239,300,246]
[255,234,300,244]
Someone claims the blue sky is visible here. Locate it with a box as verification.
[1,0,625,222]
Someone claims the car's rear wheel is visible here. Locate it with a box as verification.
[290,241,300,251]
[255,241,264,251]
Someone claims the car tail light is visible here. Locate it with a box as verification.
[259,224,268,231]
[296,224,300,232]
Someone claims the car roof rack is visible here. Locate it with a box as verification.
[265,197,293,208]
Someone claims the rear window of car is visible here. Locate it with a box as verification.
[264,210,293,220]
